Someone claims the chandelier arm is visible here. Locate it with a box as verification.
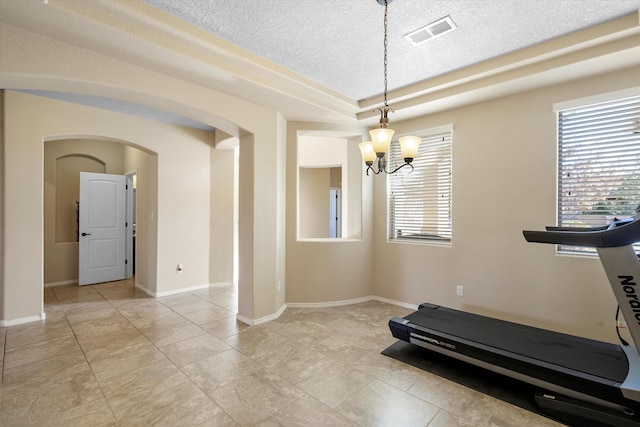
[387,162,415,175]
[377,156,387,174]
[369,166,384,175]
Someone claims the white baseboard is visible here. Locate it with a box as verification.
[236,303,287,326]
[130,284,415,327]
[371,295,419,310]
[237,296,414,326]
[135,282,155,297]
[254,304,287,325]
[135,283,211,298]
[1,312,46,327]
[236,313,253,326]
[156,283,211,297]
[208,282,235,288]
[286,295,373,309]
[285,296,416,310]
[44,280,77,288]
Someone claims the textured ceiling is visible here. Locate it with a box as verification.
[142,0,640,101]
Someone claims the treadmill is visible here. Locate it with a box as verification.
[389,217,640,427]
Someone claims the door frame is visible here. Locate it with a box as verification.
[125,170,136,279]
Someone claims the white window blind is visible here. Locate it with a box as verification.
[387,129,452,243]
[557,94,640,254]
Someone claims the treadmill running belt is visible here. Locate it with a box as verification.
[404,305,628,383]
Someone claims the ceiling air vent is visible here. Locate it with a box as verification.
[405,16,457,46]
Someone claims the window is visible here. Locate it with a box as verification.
[387,126,453,244]
[557,93,640,254]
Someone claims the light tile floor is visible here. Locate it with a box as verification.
[0,279,564,426]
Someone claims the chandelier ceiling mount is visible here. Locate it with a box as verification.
[359,0,422,176]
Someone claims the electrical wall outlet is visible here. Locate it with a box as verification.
[456,285,464,296]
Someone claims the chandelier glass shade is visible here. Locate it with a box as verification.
[360,0,422,175]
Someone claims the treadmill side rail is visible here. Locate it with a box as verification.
[622,346,640,403]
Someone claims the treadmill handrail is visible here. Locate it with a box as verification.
[523,218,640,248]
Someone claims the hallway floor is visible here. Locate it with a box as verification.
[0,279,563,426]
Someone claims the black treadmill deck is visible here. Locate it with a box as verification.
[403,304,628,382]
[390,303,634,410]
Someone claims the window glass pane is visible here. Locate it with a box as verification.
[387,130,452,243]
[557,95,640,254]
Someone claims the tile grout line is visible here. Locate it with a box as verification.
[72,282,220,424]
[102,286,241,423]
[60,289,123,426]
[139,289,242,425]
[172,348,239,425]
[172,288,320,425]
[212,324,360,424]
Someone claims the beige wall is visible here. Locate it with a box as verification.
[236,118,288,322]
[299,167,331,238]
[275,113,288,312]
[122,145,154,287]
[153,125,211,296]
[330,167,341,189]
[237,134,255,321]
[0,90,4,320]
[136,152,158,296]
[373,65,640,343]
[210,143,235,285]
[241,112,287,320]
[298,166,345,239]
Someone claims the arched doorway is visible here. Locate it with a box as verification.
[43,138,153,288]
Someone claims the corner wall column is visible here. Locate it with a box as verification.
[237,115,286,324]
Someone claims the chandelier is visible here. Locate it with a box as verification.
[359,0,422,175]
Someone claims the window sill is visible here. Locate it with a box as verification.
[297,238,363,243]
[388,238,452,247]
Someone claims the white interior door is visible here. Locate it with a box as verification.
[79,172,126,286]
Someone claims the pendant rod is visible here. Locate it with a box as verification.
[383,0,389,107]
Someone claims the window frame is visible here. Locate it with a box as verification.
[386,125,453,245]
[555,89,640,255]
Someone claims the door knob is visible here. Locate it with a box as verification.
[81,232,91,236]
